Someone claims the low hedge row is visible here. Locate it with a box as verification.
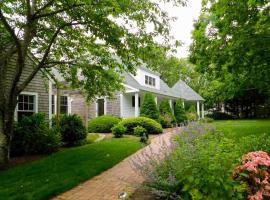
[88,115,121,133]
[118,117,163,135]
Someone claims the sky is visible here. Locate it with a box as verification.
[160,1,202,58]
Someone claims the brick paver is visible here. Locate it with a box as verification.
[53,128,180,200]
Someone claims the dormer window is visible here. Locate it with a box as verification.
[145,75,156,87]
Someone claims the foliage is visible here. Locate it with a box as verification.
[0,138,143,200]
[58,114,87,146]
[174,99,187,123]
[200,117,214,123]
[233,151,270,200]
[134,126,148,143]
[11,113,61,156]
[88,115,121,133]
[119,117,162,135]
[159,99,175,128]
[140,93,160,121]
[136,120,270,200]
[112,124,127,138]
[189,0,270,108]
[207,111,237,120]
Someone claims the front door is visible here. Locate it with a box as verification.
[97,99,105,116]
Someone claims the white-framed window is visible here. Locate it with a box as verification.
[51,95,71,115]
[16,92,38,121]
[145,75,156,87]
[60,96,68,114]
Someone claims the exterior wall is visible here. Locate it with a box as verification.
[122,93,138,118]
[132,68,161,90]
[6,56,49,121]
[106,94,121,117]
[70,94,89,125]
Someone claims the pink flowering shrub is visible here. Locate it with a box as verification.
[233,151,270,200]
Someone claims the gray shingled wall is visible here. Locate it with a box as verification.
[6,56,49,121]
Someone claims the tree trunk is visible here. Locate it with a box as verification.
[0,102,16,165]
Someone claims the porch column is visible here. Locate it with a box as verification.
[155,96,158,105]
[182,100,185,109]
[48,80,52,127]
[120,93,123,118]
[135,93,139,117]
[169,99,173,109]
[104,97,107,115]
[202,103,205,119]
[197,101,200,119]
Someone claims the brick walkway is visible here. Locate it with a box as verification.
[53,128,180,200]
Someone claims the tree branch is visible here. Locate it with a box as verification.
[33,0,54,16]
[0,10,21,50]
[33,4,84,19]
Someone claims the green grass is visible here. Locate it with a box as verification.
[86,133,99,143]
[213,119,270,139]
[0,137,143,200]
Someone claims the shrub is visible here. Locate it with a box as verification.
[159,99,176,128]
[186,112,198,121]
[11,113,61,156]
[233,151,270,200]
[119,117,162,135]
[140,93,160,121]
[134,126,148,143]
[159,114,174,128]
[207,111,237,120]
[59,114,87,146]
[112,124,126,138]
[174,99,187,124]
[200,116,214,123]
[88,115,121,133]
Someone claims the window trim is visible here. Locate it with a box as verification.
[15,92,38,121]
[145,75,156,87]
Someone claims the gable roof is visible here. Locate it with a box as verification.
[172,80,204,101]
[123,72,203,101]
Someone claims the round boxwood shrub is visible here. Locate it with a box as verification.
[174,99,187,123]
[119,117,163,135]
[59,114,87,146]
[88,115,121,133]
[140,93,160,121]
[112,124,127,138]
[11,113,61,156]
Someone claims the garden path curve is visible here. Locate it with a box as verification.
[53,128,181,200]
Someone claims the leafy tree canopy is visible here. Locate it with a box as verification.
[189,0,270,106]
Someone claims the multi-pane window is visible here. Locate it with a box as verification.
[51,95,55,114]
[60,96,68,114]
[145,75,156,87]
[17,94,36,121]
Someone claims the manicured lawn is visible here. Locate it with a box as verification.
[213,119,270,139]
[86,133,100,143]
[0,137,143,200]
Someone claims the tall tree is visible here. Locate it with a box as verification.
[0,0,186,164]
[189,0,270,107]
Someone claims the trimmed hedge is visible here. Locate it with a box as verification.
[119,117,163,135]
[88,115,121,133]
[207,111,237,120]
[140,93,160,121]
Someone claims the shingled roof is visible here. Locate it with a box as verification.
[122,72,203,101]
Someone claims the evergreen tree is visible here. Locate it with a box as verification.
[174,99,187,123]
[140,93,159,121]
[159,99,175,127]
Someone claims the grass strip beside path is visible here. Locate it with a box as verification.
[0,137,143,200]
